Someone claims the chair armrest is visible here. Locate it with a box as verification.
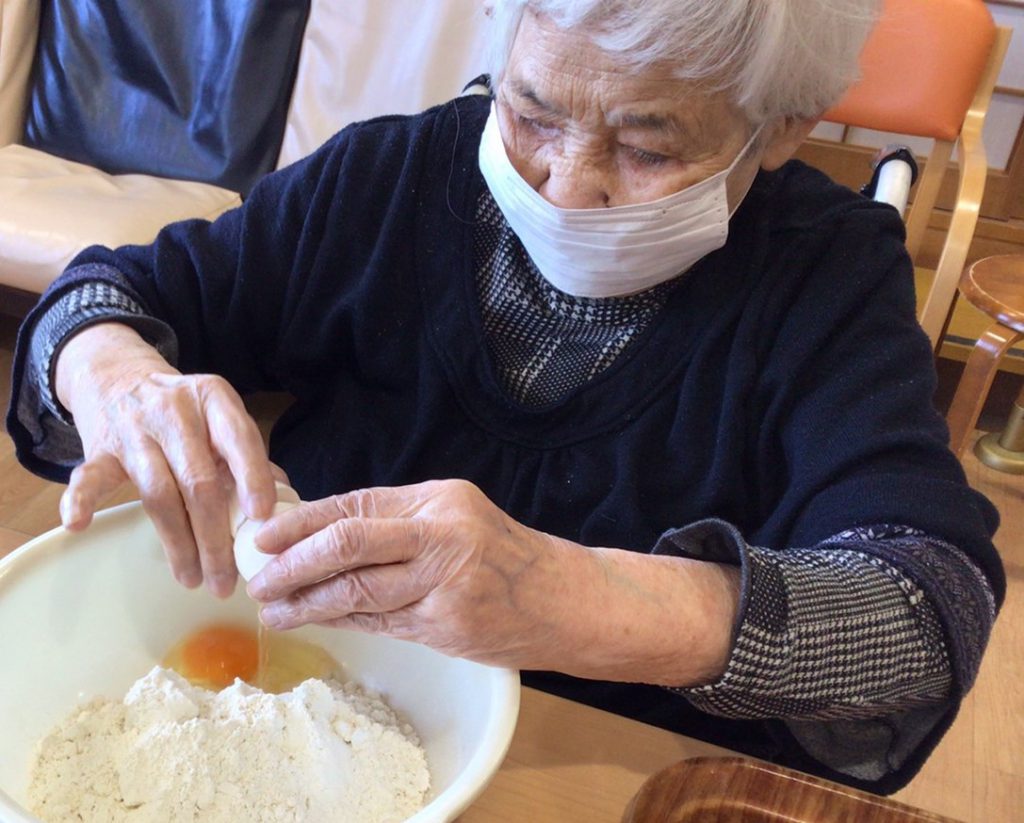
[0,145,241,294]
[917,118,987,348]
[0,0,41,146]
[916,26,1012,350]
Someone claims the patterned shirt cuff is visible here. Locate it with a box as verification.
[27,267,179,424]
[651,520,983,722]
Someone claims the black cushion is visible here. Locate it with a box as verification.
[23,1,310,195]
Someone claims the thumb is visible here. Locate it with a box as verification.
[61,453,130,531]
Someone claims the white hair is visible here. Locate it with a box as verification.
[487,0,882,123]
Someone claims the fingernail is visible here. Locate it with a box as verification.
[253,524,274,551]
[260,605,287,628]
[60,493,79,527]
[208,572,237,598]
[177,568,203,588]
[247,490,276,519]
[246,574,268,599]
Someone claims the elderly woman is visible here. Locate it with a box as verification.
[7,0,1001,794]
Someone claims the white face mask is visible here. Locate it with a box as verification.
[478,104,761,298]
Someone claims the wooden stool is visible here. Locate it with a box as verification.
[945,253,1024,470]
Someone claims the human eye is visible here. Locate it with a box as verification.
[513,110,559,135]
[623,145,672,167]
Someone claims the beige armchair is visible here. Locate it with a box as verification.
[275,0,490,170]
[0,1,242,302]
[0,0,488,308]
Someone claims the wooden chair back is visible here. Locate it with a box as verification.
[822,0,1010,349]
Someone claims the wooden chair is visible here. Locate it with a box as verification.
[807,0,1011,351]
[945,254,1024,467]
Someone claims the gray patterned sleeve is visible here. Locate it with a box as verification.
[653,519,996,782]
[16,264,179,469]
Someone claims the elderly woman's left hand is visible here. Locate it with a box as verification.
[247,478,741,681]
[246,479,586,669]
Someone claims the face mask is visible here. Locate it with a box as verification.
[478,104,761,298]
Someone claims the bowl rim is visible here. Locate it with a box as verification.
[0,502,521,823]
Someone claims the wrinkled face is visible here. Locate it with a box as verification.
[494,10,766,209]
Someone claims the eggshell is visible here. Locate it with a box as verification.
[231,483,302,582]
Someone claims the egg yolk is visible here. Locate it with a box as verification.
[165,624,260,689]
[163,622,340,693]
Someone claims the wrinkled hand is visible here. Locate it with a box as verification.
[247,479,585,669]
[56,323,278,596]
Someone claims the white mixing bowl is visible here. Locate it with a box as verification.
[0,502,520,822]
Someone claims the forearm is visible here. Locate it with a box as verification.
[537,538,740,685]
[541,519,992,726]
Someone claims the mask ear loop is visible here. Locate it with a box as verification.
[445,97,484,227]
[725,123,766,218]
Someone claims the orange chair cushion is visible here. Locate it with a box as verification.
[825,0,995,141]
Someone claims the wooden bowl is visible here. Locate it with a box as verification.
[622,757,958,822]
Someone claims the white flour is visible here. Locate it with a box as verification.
[28,667,430,822]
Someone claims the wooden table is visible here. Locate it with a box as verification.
[462,689,958,822]
[461,686,727,821]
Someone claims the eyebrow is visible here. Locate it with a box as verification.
[508,80,563,116]
[508,80,689,138]
[607,111,684,136]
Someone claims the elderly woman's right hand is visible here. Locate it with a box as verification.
[54,322,278,596]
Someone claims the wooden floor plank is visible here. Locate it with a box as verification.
[973,766,1024,823]
[962,452,1024,798]
[894,692,975,821]
[971,567,1024,780]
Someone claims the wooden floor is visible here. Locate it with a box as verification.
[0,313,1021,822]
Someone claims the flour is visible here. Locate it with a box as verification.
[28,667,430,822]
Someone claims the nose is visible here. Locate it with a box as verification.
[538,154,611,209]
